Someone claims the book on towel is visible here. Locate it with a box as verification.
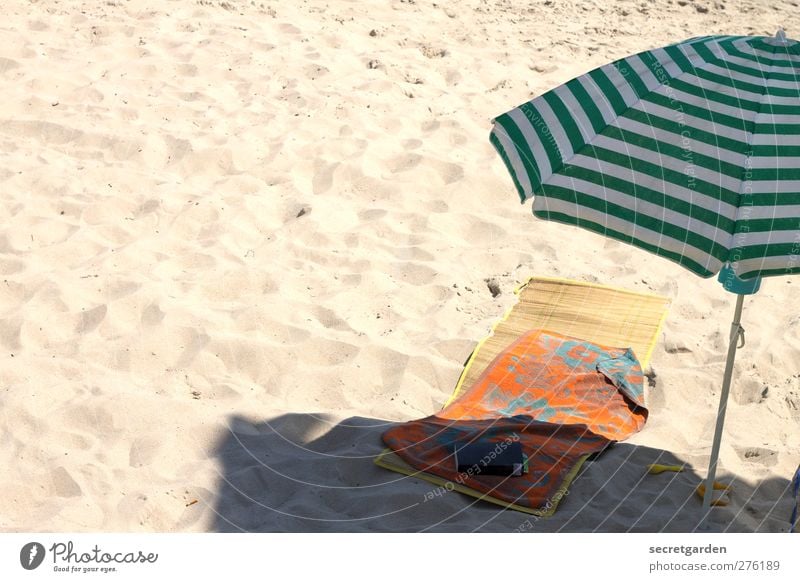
[454,440,527,476]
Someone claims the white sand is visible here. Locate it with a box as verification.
[1,0,798,532]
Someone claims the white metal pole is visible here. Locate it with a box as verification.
[702,293,745,512]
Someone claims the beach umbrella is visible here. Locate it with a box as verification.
[489,29,800,514]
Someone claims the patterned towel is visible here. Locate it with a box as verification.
[382,329,647,513]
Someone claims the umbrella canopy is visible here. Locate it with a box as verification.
[491,31,800,281]
[490,30,800,519]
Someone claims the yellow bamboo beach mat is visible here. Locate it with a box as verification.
[375,277,670,516]
[447,276,670,405]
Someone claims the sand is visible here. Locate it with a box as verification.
[0,0,798,532]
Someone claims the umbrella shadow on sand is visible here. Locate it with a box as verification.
[207,412,795,533]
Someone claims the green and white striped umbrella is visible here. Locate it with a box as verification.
[490,29,800,521]
[491,30,800,281]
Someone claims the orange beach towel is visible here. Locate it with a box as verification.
[381,329,648,512]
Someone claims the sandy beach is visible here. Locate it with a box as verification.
[1,0,799,532]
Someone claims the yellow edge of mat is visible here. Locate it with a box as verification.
[373,447,590,518]
[529,275,671,301]
[444,275,669,408]
[443,277,533,408]
[643,300,670,371]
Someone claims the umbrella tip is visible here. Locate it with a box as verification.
[775,27,789,44]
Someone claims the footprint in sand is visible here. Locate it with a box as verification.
[178,91,205,102]
[312,160,339,195]
[388,261,438,285]
[422,199,449,213]
[735,446,778,467]
[386,245,435,262]
[603,247,639,276]
[64,403,115,434]
[402,138,423,150]
[76,304,107,334]
[309,306,355,333]
[173,486,213,530]
[350,175,394,201]
[0,120,82,145]
[421,119,440,133]
[162,135,193,163]
[179,147,236,177]
[0,315,22,351]
[28,20,50,31]
[173,252,216,278]
[279,23,302,34]
[362,346,410,392]
[209,338,285,384]
[303,63,328,78]
[732,374,764,405]
[432,338,478,363]
[411,284,455,308]
[0,57,20,73]
[141,303,165,327]
[403,355,455,396]
[444,69,462,86]
[644,368,666,410]
[444,217,505,245]
[204,383,242,400]
[357,208,387,221]
[60,431,92,451]
[76,86,104,103]
[175,63,199,77]
[299,337,360,367]
[384,153,423,174]
[278,90,307,108]
[135,198,161,217]
[448,131,468,146]
[0,233,14,253]
[4,408,43,444]
[49,466,82,498]
[428,159,463,184]
[129,436,162,468]
[105,278,141,300]
[173,328,211,369]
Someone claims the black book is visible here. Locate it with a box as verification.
[453,440,526,476]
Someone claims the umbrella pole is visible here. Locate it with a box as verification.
[702,293,745,513]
